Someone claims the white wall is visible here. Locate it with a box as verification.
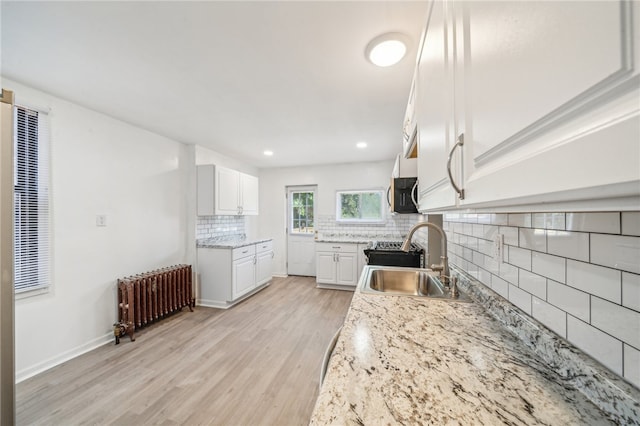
[5,79,192,381]
[258,160,394,276]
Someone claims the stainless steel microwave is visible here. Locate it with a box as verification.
[388,177,418,214]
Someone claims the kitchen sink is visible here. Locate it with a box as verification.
[360,266,471,302]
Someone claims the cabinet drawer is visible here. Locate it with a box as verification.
[256,240,273,254]
[233,245,256,260]
[315,242,357,253]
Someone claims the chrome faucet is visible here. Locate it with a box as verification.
[401,221,451,288]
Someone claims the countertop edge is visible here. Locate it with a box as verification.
[196,238,273,249]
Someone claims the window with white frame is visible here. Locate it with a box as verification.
[336,189,385,223]
[14,104,50,293]
[290,189,315,234]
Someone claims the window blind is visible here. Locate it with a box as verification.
[14,105,50,292]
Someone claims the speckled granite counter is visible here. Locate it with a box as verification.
[197,237,272,249]
[311,267,640,425]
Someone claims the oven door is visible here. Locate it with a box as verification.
[365,250,422,268]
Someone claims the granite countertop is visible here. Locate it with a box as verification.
[315,235,405,245]
[310,268,637,425]
[196,237,272,249]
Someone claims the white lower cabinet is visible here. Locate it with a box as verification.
[315,243,358,289]
[255,241,274,287]
[198,240,273,309]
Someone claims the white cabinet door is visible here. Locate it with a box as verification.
[240,172,259,215]
[315,251,337,283]
[216,166,241,215]
[232,255,256,300]
[415,0,459,212]
[255,241,273,287]
[335,253,357,286]
[458,0,640,209]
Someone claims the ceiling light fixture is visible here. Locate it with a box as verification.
[356,142,367,149]
[263,150,274,156]
[365,32,409,67]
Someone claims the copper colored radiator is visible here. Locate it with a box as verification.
[114,264,194,344]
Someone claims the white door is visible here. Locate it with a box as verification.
[287,186,316,276]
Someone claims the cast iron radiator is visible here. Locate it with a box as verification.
[114,264,194,344]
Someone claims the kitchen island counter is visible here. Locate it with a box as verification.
[310,268,636,425]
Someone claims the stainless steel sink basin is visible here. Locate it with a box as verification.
[360,266,471,302]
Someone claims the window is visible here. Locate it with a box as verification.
[14,105,50,293]
[336,189,385,223]
[290,190,314,234]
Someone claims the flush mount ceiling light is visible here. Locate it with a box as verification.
[365,32,409,67]
[356,141,368,149]
[263,150,274,156]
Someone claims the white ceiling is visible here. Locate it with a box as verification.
[1,1,427,168]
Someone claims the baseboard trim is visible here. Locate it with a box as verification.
[16,332,113,383]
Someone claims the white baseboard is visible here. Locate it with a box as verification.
[197,283,270,310]
[16,332,113,383]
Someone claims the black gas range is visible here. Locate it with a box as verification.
[363,240,424,268]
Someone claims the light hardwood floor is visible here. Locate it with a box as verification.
[16,276,354,425]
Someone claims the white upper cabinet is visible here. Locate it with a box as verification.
[413,0,640,212]
[415,0,459,211]
[239,172,259,215]
[197,165,259,216]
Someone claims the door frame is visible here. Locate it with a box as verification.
[286,185,317,276]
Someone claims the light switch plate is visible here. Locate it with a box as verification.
[96,215,107,227]
[493,234,503,263]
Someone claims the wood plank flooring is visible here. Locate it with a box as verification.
[16,276,354,426]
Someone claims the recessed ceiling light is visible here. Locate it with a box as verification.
[356,142,367,149]
[365,33,409,67]
[263,150,274,156]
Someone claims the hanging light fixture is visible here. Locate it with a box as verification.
[365,32,409,67]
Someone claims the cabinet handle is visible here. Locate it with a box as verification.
[447,133,465,200]
[253,255,257,264]
[271,251,274,258]
[332,246,341,249]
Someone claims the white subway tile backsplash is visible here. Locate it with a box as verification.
[623,344,640,389]
[532,213,566,230]
[532,297,567,337]
[566,260,621,304]
[491,276,509,298]
[547,231,590,262]
[508,284,532,315]
[508,246,532,270]
[499,262,519,285]
[499,226,519,246]
[519,270,547,299]
[590,297,640,349]
[622,272,640,312]
[547,280,590,322]
[508,213,532,227]
[566,212,620,234]
[482,224,499,241]
[519,228,547,252]
[445,210,640,386]
[532,252,566,283]
[622,212,640,236]
[591,234,640,274]
[567,315,623,376]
